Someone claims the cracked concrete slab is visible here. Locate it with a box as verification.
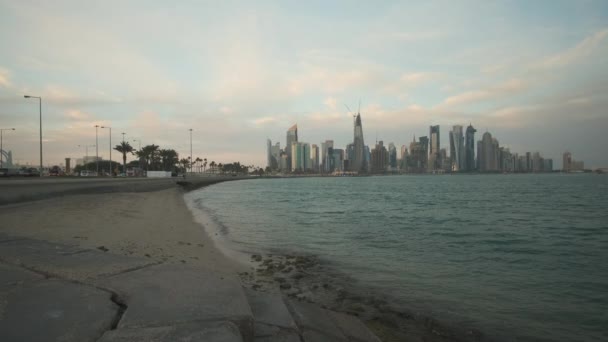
[0,238,156,281]
[0,263,44,288]
[286,300,347,341]
[329,311,382,342]
[97,321,243,342]
[97,263,254,339]
[0,278,118,342]
[245,288,298,331]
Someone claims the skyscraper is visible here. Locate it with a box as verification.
[465,124,476,171]
[291,142,310,172]
[311,144,319,172]
[286,124,298,171]
[429,125,441,170]
[350,113,366,173]
[371,140,388,173]
[266,139,272,169]
[449,125,464,171]
[478,132,499,172]
[321,140,334,173]
[388,142,397,170]
[271,142,281,170]
[266,139,281,170]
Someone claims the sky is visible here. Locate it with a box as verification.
[1,0,607,169]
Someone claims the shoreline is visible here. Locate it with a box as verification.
[187,183,491,342]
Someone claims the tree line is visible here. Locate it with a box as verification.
[110,142,255,175]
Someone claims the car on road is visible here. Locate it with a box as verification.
[79,170,98,177]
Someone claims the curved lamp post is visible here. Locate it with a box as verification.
[23,95,42,176]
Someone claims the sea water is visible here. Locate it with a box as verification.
[187,174,608,341]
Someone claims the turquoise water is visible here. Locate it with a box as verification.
[189,174,608,341]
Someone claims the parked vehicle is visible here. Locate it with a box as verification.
[79,170,98,177]
[49,165,63,176]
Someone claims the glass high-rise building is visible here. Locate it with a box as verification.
[465,124,476,171]
[449,125,464,171]
[286,124,298,171]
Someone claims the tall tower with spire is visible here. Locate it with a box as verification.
[351,113,366,173]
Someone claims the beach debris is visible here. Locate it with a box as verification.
[97,246,109,252]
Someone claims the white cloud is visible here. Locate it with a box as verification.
[253,116,278,126]
[324,97,337,110]
[441,78,528,106]
[538,28,608,69]
[0,67,10,87]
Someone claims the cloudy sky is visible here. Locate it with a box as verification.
[1,0,607,168]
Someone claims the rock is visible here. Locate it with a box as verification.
[279,283,292,290]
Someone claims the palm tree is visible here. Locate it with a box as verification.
[203,158,207,173]
[195,157,202,173]
[114,141,134,174]
[210,161,216,174]
[136,144,160,171]
[159,149,179,172]
[178,158,190,173]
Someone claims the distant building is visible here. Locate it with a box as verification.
[65,158,71,174]
[311,144,319,172]
[406,136,428,173]
[332,148,344,172]
[477,132,499,172]
[321,140,334,173]
[563,152,584,172]
[465,124,476,171]
[285,124,298,171]
[267,139,281,170]
[291,142,310,172]
[76,156,102,166]
[429,125,441,171]
[271,142,281,170]
[371,141,388,173]
[449,125,464,171]
[350,113,367,173]
[279,152,289,171]
[543,158,553,172]
[388,143,397,170]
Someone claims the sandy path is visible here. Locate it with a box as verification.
[0,188,245,274]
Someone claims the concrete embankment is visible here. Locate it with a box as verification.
[0,177,382,342]
[0,176,248,206]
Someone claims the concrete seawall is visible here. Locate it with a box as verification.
[0,176,250,206]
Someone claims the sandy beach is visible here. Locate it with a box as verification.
[0,187,245,275]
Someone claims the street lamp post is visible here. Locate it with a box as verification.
[23,95,42,176]
[0,128,16,168]
[121,132,126,174]
[101,126,112,176]
[94,125,100,175]
[133,139,141,170]
[189,129,193,174]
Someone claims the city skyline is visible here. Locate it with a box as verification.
[1,1,607,168]
[267,116,562,174]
